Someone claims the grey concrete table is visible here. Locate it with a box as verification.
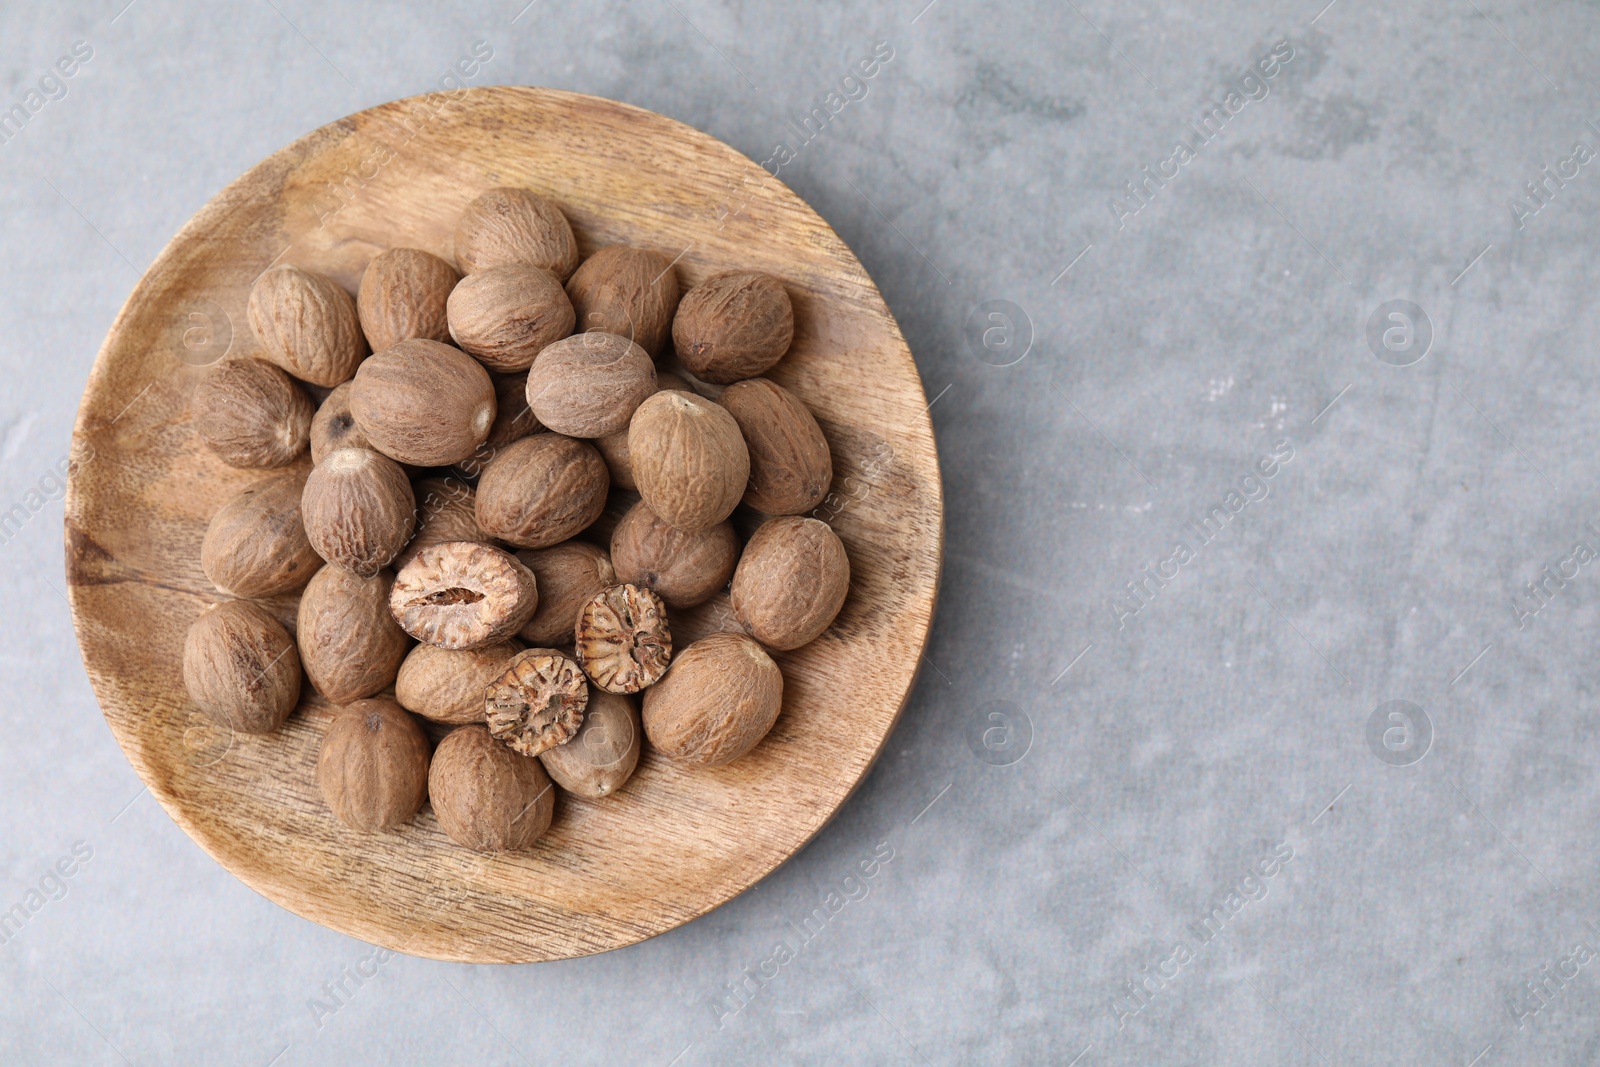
[1,0,1595,1063]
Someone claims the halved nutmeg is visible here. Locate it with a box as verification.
[485,648,589,756]
[390,541,538,650]
[575,583,672,694]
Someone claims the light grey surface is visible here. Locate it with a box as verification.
[2,0,1597,1063]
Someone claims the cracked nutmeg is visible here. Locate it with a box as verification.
[390,541,538,650]
[574,583,672,694]
[485,648,589,757]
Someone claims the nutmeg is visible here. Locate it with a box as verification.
[539,690,640,798]
[642,632,782,765]
[729,517,849,650]
[201,467,321,598]
[349,338,496,466]
[565,245,681,356]
[485,648,589,757]
[395,476,490,571]
[182,600,302,735]
[247,265,367,386]
[316,698,431,832]
[297,564,411,704]
[671,271,793,383]
[193,358,313,469]
[390,541,538,650]
[454,187,579,278]
[357,247,459,352]
[627,391,749,532]
[515,541,615,647]
[475,434,609,549]
[594,371,694,490]
[447,264,575,372]
[609,499,738,609]
[309,382,371,463]
[718,378,832,515]
[396,640,523,724]
[301,448,417,577]
[430,725,554,851]
[574,583,671,694]
[526,332,656,438]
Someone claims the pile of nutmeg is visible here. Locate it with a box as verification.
[182,187,849,852]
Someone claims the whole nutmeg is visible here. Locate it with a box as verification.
[719,378,832,515]
[475,434,609,549]
[516,541,615,646]
[447,265,575,372]
[390,541,538,650]
[396,640,523,724]
[628,391,749,532]
[454,187,579,279]
[301,448,417,577]
[357,248,459,352]
[672,271,794,384]
[642,632,782,766]
[575,584,672,694]
[309,382,371,463]
[430,725,555,852]
[486,648,589,756]
[454,373,544,482]
[247,266,367,387]
[349,338,496,466]
[610,500,738,609]
[182,600,301,735]
[395,476,489,571]
[201,468,321,598]
[297,565,411,704]
[594,370,694,491]
[316,698,431,832]
[730,517,849,651]
[193,358,313,469]
[539,690,640,799]
[565,245,681,356]
[526,332,657,438]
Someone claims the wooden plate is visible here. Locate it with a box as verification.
[64,87,942,963]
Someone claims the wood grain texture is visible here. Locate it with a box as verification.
[63,87,943,963]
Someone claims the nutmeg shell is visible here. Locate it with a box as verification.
[718,378,832,515]
[182,600,302,735]
[642,632,782,766]
[349,338,496,466]
[301,447,417,577]
[357,247,459,352]
[526,332,657,438]
[247,266,367,387]
[627,390,749,532]
[430,724,555,851]
[565,245,681,356]
[447,264,575,372]
[193,358,313,469]
[671,271,793,384]
[316,698,431,832]
[297,565,411,704]
[729,517,849,651]
[454,187,579,278]
[475,434,609,549]
[201,467,321,598]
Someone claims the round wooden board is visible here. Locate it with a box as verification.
[63,87,943,963]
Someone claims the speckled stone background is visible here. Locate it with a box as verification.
[4,1,1599,1063]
